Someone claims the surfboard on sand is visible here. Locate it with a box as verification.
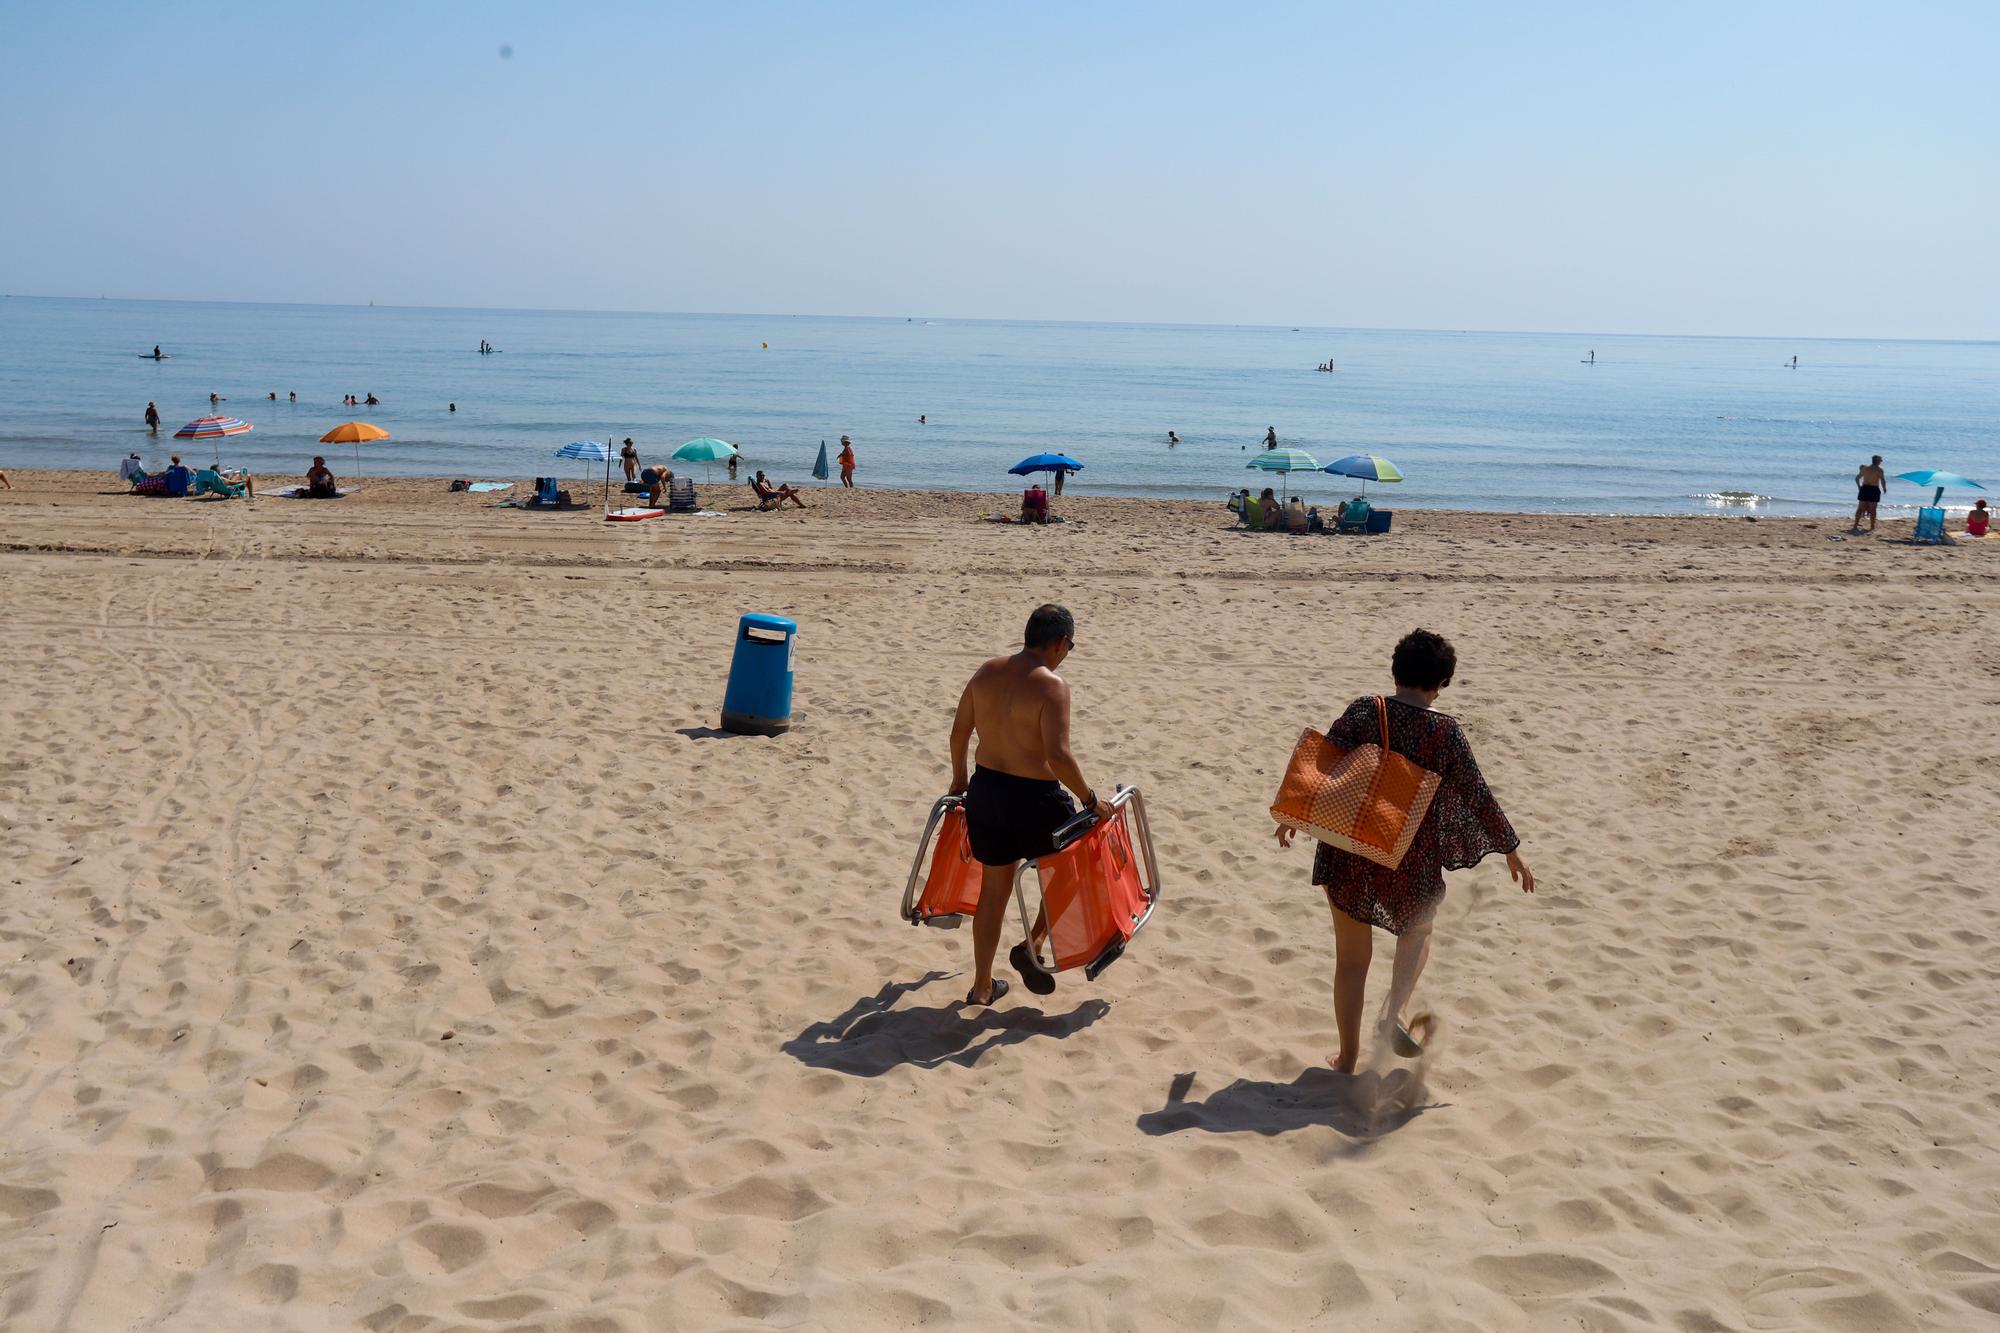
[605,507,665,522]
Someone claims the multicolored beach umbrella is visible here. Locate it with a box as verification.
[173,415,252,440]
[1246,447,1320,500]
[173,414,252,465]
[1322,453,1403,497]
[321,421,390,477]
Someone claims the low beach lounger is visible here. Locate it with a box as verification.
[901,785,1162,984]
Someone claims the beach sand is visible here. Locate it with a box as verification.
[1,469,1996,1330]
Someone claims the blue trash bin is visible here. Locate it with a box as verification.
[721,613,797,735]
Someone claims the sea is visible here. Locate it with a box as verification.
[2,295,1993,517]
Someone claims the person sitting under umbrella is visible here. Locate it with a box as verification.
[751,470,806,510]
[1259,487,1284,531]
[304,456,338,498]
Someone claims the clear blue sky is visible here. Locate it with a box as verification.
[3,2,1994,338]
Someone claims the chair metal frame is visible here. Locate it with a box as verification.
[899,785,1163,980]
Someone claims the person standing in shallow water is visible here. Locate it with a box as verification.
[1276,629,1535,1073]
[145,402,160,433]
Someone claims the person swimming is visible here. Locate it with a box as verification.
[1167,430,1179,447]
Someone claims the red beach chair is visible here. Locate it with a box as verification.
[900,786,1162,982]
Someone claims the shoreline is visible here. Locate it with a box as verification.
[0,465,1966,535]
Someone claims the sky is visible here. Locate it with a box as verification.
[2,2,1995,338]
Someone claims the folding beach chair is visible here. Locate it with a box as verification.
[667,476,698,512]
[1913,507,1947,545]
[1334,498,1372,534]
[901,786,1162,983]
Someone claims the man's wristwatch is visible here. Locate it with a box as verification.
[1081,789,1098,811]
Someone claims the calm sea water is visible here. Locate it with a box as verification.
[2,296,1993,516]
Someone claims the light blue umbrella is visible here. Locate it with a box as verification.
[556,439,612,510]
[1895,469,1986,508]
[1246,447,1320,500]
[812,440,830,481]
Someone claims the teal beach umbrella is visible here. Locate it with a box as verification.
[672,436,739,481]
[1246,448,1320,500]
[1894,469,1986,507]
[812,440,830,481]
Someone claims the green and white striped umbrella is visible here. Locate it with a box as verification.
[1246,448,1321,500]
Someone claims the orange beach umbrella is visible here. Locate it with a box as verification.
[320,421,390,477]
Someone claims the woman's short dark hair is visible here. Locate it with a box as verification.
[1392,629,1456,690]
[1025,603,1074,649]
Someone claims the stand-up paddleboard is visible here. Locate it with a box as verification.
[139,353,173,360]
[605,507,665,522]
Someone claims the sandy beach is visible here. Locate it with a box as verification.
[1,468,1996,1331]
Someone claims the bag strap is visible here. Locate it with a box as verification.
[1375,695,1389,751]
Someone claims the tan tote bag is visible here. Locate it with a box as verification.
[1271,696,1443,868]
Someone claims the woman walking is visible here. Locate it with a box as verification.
[1276,629,1535,1073]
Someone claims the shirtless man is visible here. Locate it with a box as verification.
[1853,455,1887,532]
[947,604,1112,1006]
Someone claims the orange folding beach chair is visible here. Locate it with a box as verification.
[900,785,1162,983]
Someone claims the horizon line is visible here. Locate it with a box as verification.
[3,290,1994,348]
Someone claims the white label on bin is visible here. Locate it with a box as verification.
[787,630,796,674]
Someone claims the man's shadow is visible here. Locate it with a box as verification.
[1136,1067,1443,1148]
[784,972,1110,1076]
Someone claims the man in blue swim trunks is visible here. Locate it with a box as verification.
[947,604,1112,1007]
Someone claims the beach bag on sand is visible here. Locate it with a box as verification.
[1271,696,1442,868]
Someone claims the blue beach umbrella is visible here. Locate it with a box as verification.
[1246,447,1320,500]
[556,439,613,511]
[1008,453,1083,477]
[812,440,830,481]
[1894,469,1986,508]
[1322,452,1403,498]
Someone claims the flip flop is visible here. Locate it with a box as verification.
[1380,1017,1425,1058]
[962,977,1010,1007]
[1010,942,1057,995]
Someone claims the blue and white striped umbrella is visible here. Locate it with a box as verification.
[555,440,614,512]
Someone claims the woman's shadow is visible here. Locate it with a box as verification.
[1136,1067,1443,1148]
[783,972,1111,1077]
